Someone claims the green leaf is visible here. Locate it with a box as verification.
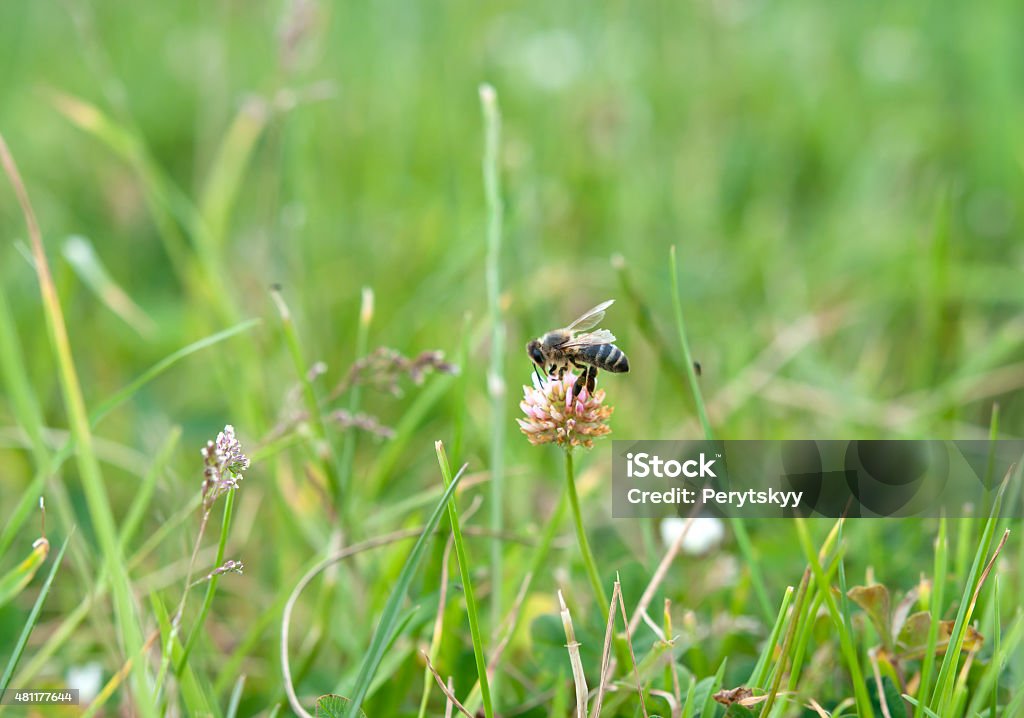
[699,660,728,717]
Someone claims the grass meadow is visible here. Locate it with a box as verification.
[1,1,1023,716]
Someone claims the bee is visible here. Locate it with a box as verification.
[526,299,629,396]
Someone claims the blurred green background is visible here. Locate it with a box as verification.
[1,0,1023,714]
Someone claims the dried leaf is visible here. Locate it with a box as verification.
[896,611,984,659]
[714,686,754,706]
[848,584,893,646]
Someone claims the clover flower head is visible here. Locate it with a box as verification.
[517,372,613,449]
[660,516,726,555]
[201,424,250,501]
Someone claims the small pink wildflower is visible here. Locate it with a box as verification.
[517,372,613,449]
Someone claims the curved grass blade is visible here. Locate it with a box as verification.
[226,675,246,718]
[0,537,49,610]
[199,98,268,252]
[0,531,72,692]
[50,91,198,283]
[89,318,261,425]
[62,235,156,336]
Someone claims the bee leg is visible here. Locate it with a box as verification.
[569,360,588,398]
[586,365,598,394]
[572,372,586,398]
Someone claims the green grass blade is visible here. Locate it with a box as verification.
[0,534,49,610]
[463,485,570,716]
[198,98,268,251]
[795,519,875,718]
[680,675,698,718]
[435,442,494,718]
[50,91,199,288]
[0,531,72,692]
[367,373,457,497]
[902,696,942,718]
[61,234,156,336]
[226,675,245,718]
[747,585,794,688]
[612,253,690,393]
[0,276,52,559]
[1,315,234,557]
[342,458,467,717]
[668,244,712,438]
[914,517,947,718]
[147,594,219,718]
[8,428,180,688]
[480,83,506,658]
[0,132,154,715]
[89,318,261,426]
[0,277,48,465]
[338,288,374,522]
[271,287,343,508]
[928,487,1004,712]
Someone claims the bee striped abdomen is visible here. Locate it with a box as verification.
[580,343,629,373]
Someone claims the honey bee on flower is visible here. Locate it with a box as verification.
[517,371,613,449]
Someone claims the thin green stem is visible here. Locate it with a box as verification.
[669,244,772,623]
[480,82,506,657]
[747,585,794,688]
[668,245,711,438]
[177,488,237,671]
[914,517,946,718]
[338,287,373,525]
[564,450,609,622]
[271,287,344,512]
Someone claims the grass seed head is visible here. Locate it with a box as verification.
[201,424,250,503]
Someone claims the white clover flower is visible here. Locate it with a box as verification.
[66,662,103,703]
[660,516,726,555]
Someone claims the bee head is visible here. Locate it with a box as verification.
[526,339,545,368]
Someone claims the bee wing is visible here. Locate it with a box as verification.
[565,299,615,332]
[561,329,617,348]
